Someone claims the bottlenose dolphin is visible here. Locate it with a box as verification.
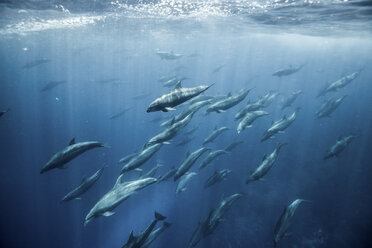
[246,143,286,183]
[61,167,105,202]
[324,134,357,160]
[259,92,279,108]
[22,58,50,69]
[237,110,269,134]
[121,143,163,174]
[274,199,309,247]
[40,80,66,92]
[0,108,10,118]
[174,147,210,181]
[281,90,302,110]
[146,82,213,112]
[206,88,251,114]
[317,71,361,97]
[156,51,183,60]
[204,169,231,188]
[40,138,105,174]
[122,212,166,248]
[234,99,263,120]
[142,221,172,248]
[316,96,346,119]
[146,111,195,147]
[203,126,230,145]
[261,109,299,142]
[85,175,157,225]
[198,150,228,171]
[188,193,243,248]
[272,64,305,77]
[176,172,197,195]
[118,151,138,164]
[224,140,244,152]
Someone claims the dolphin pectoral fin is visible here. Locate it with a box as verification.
[246,125,253,128]
[102,211,115,217]
[165,107,176,111]
[216,110,226,113]
[163,141,171,145]
[278,131,285,134]
[75,197,82,200]
[258,178,266,182]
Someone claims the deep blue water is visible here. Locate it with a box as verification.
[1,1,372,248]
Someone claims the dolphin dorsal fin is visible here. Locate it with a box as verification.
[69,138,76,146]
[283,115,287,119]
[262,154,267,161]
[174,81,182,90]
[271,120,274,125]
[227,92,232,97]
[81,176,87,183]
[127,231,135,242]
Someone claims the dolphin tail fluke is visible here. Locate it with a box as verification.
[155,211,166,221]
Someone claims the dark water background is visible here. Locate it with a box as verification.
[0,0,372,247]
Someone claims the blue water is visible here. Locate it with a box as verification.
[1,1,372,247]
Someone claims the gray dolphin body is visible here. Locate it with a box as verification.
[40,80,66,92]
[22,58,51,69]
[237,110,269,134]
[118,152,138,164]
[316,96,346,119]
[235,99,263,120]
[61,167,105,202]
[203,126,229,145]
[189,95,215,105]
[0,108,10,118]
[157,166,177,183]
[261,109,299,142]
[156,51,183,60]
[85,176,157,225]
[259,92,279,108]
[317,71,360,97]
[147,82,213,113]
[40,139,105,174]
[225,140,244,152]
[161,99,211,127]
[146,111,195,147]
[206,88,251,114]
[121,143,163,174]
[324,135,357,160]
[272,64,304,77]
[198,150,228,171]
[176,172,197,195]
[246,143,286,183]
[281,90,302,110]
[174,147,211,181]
[142,221,172,248]
[188,193,243,248]
[274,199,308,246]
[204,169,232,188]
[122,212,166,248]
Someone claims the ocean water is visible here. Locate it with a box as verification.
[0,1,372,247]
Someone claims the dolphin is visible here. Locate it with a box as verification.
[258,91,279,108]
[316,96,346,119]
[324,134,358,160]
[198,150,228,171]
[140,164,163,179]
[121,143,163,174]
[261,109,299,142]
[40,138,105,174]
[122,212,166,248]
[158,75,177,83]
[189,95,215,105]
[246,143,286,183]
[237,110,269,134]
[142,221,172,248]
[203,126,230,145]
[204,169,232,188]
[61,167,105,202]
[146,111,195,147]
[156,51,183,60]
[146,82,213,112]
[281,90,302,110]
[188,193,243,248]
[109,107,132,120]
[118,151,138,164]
[224,140,244,152]
[176,172,197,195]
[40,80,66,92]
[174,147,211,181]
[272,64,305,77]
[0,108,10,118]
[157,166,177,183]
[274,199,309,246]
[234,99,263,120]
[22,58,50,69]
[163,77,187,88]
[206,88,251,114]
[84,176,157,225]
[317,71,361,97]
